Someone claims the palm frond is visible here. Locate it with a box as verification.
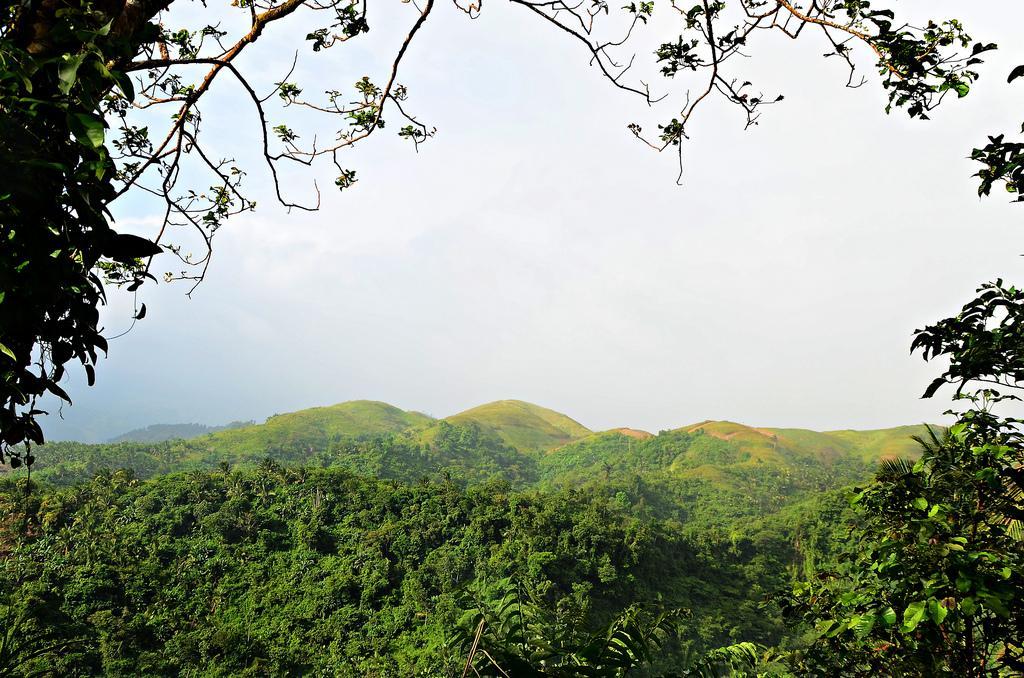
[876,457,914,481]
[684,641,761,678]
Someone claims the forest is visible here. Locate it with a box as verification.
[4,398,1021,675]
[0,400,916,675]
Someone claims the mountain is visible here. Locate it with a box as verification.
[538,420,936,510]
[17,399,938,495]
[814,425,932,462]
[663,420,928,482]
[198,400,434,456]
[108,421,252,443]
[444,400,592,451]
[679,420,926,466]
[0,399,948,675]
[4,406,935,674]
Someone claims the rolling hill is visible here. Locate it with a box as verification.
[198,400,434,456]
[538,419,935,505]
[17,399,938,496]
[679,420,927,466]
[0,399,949,676]
[443,400,592,451]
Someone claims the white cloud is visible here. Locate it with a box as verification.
[43,1,1024,441]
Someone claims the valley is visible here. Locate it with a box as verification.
[0,400,937,674]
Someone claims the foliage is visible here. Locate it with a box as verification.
[108,420,251,443]
[0,463,812,675]
[788,281,1024,676]
[787,423,1024,675]
[0,592,89,676]
[912,281,1024,398]
[973,65,1024,202]
[2,2,1021,675]
[456,578,761,677]
[0,401,935,673]
[13,403,926,503]
[456,579,684,677]
[1,2,162,462]
[0,0,435,457]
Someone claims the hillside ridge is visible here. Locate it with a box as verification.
[104,401,937,450]
[444,399,593,451]
[20,402,942,489]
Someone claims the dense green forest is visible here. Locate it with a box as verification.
[0,400,930,675]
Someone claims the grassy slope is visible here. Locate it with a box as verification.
[194,400,434,456]
[681,420,932,466]
[24,402,935,494]
[818,425,934,462]
[444,400,592,452]
[540,420,934,496]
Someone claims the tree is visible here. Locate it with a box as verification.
[0,2,1007,461]
[973,67,1024,202]
[454,577,760,676]
[788,282,1024,676]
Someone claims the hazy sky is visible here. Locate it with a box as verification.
[42,1,1024,442]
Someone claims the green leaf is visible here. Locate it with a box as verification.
[67,112,105,149]
[112,70,136,101]
[881,607,896,626]
[901,601,927,632]
[814,619,835,637]
[912,497,928,511]
[0,342,15,362]
[979,593,1010,617]
[825,620,847,638]
[928,599,948,625]
[853,614,876,639]
[58,53,86,95]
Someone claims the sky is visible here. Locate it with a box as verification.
[41,1,1024,442]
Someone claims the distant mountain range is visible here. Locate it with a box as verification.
[108,421,254,443]
[107,398,928,456]
[23,399,936,494]
[11,400,936,674]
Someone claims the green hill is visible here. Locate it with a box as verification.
[817,424,932,462]
[443,400,592,451]
[200,400,433,456]
[674,421,932,468]
[539,420,936,503]
[0,401,955,675]
[20,402,937,497]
